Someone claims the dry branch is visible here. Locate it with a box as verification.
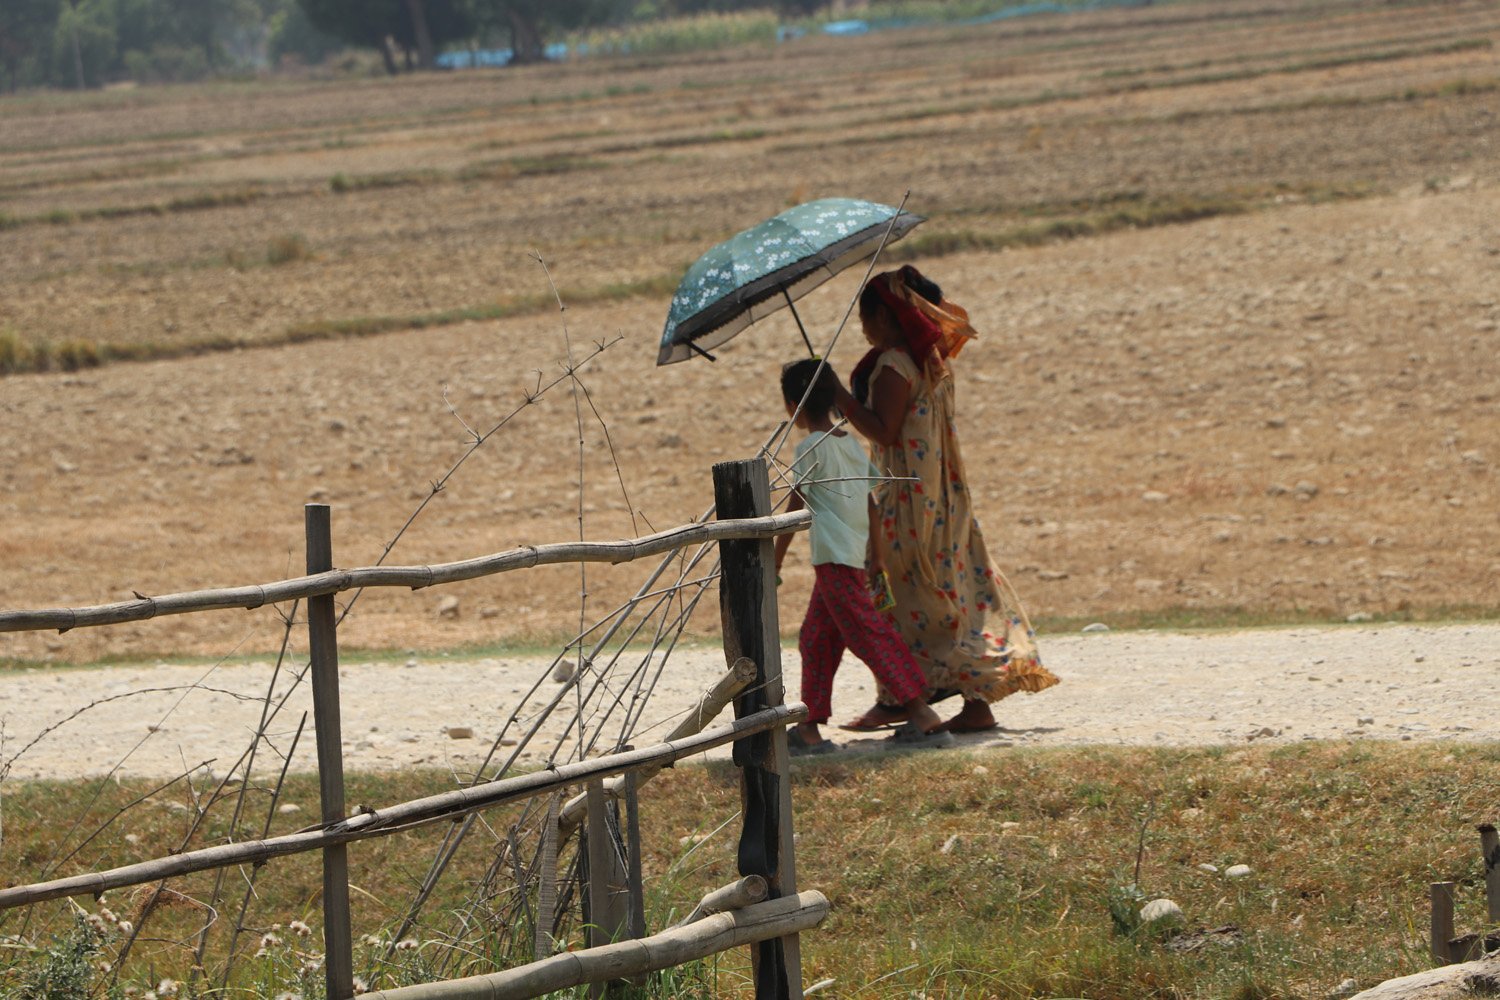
[555,656,758,839]
[360,890,829,1000]
[0,703,806,911]
[0,511,809,634]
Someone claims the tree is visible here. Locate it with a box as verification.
[53,0,116,89]
[0,0,59,92]
[295,0,474,71]
[471,0,622,64]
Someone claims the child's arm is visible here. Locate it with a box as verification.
[775,488,805,577]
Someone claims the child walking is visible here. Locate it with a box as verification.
[774,359,953,754]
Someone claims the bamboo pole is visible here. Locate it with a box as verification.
[306,505,355,1000]
[1431,882,1457,965]
[556,657,758,839]
[1480,824,1499,922]
[672,876,769,928]
[0,703,805,911]
[0,512,810,634]
[359,891,830,1000]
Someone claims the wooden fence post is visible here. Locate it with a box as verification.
[713,458,803,1000]
[584,778,630,999]
[624,770,646,942]
[1430,881,1456,965]
[306,504,354,1000]
[1480,824,1499,923]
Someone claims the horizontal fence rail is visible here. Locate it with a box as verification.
[0,511,810,634]
[361,890,832,1000]
[0,702,807,911]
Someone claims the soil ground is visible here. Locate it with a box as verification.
[1,0,1498,669]
[4,622,1496,781]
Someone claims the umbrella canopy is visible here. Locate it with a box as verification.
[657,197,924,365]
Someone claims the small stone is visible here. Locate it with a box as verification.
[1346,611,1373,623]
[437,595,460,619]
[1037,570,1069,580]
[1357,716,1374,726]
[1140,898,1183,924]
[279,803,301,814]
[1225,864,1252,878]
[972,764,989,775]
[678,833,709,846]
[1081,622,1110,633]
[1141,490,1170,503]
[1328,978,1359,999]
[1197,863,1219,874]
[940,835,960,855]
[1293,481,1319,499]
[446,727,474,740]
[1180,807,1203,821]
[405,658,419,668]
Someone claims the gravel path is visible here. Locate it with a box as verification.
[2,623,1496,782]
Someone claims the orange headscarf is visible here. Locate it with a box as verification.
[853,266,977,401]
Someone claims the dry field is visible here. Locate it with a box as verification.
[2,0,1498,664]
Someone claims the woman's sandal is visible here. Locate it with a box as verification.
[887,723,956,749]
[837,705,909,732]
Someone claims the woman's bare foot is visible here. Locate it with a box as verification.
[793,721,825,745]
[940,699,997,733]
[904,700,945,735]
[839,703,909,731]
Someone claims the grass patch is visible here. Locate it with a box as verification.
[0,272,679,377]
[329,169,441,193]
[0,186,272,231]
[892,184,1379,262]
[265,232,314,266]
[1033,603,1500,634]
[457,154,609,182]
[1,743,1491,995]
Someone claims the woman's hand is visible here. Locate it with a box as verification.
[833,367,910,446]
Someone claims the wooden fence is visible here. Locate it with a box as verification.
[1,457,821,1000]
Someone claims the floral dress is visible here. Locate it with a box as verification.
[869,349,1059,704]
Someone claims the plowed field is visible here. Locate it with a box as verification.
[2,0,1498,663]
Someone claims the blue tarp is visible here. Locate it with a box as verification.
[436,1,1152,68]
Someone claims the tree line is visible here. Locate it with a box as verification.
[0,0,837,92]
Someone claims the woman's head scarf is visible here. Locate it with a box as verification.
[852,265,977,402]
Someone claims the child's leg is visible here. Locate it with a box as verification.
[798,565,846,725]
[820,564,926,706]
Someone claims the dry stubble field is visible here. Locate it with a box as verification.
[2,0,1498,665]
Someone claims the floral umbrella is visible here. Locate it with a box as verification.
[656,197,923,365]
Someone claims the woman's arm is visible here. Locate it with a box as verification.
[833,366,911,447]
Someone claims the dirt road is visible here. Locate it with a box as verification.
[3,623,1495,782]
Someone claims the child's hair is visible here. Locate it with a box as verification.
[781,358,836,420]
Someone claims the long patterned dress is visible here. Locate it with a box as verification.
[869,348,1059,703]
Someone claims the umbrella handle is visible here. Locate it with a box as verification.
[782,288,817,357]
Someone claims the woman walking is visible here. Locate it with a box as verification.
[832,266,1058,732]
